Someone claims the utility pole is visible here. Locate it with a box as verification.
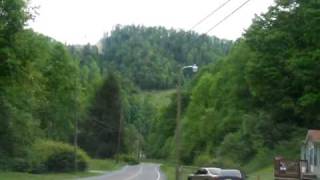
[137,138,140,162]
[175,64,198,180]
[74,77,79,172]
[175,70,182,180]
[74,114,78,172]
[116,108,123,162]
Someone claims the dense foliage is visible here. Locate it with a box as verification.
[29,140,89,173]
[0,0,232,171]
[0,0,95,171]
[73,26,233,159]
[100,25,232,89]
[79,73,123,158]
[149,0,320,170]
[3,0,319,173]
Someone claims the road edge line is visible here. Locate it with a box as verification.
[156,165,161,180]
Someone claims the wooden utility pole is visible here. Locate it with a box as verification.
[74,80,79,172]
[175,70,182,180]
[116,108,123,162]
[74,115,78,172]
[175,64,197,180]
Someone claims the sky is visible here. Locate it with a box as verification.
[28,0,275,45]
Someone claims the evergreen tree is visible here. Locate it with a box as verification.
[80,73,123,158]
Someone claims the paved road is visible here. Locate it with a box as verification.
[80,163,166,180]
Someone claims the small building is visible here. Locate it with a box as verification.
[301,129,320,178]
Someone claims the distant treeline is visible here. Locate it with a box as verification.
[99,25,232,89]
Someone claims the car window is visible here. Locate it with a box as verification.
[195,169,208,175]
[209,169,221,175]
[221,170,242,178]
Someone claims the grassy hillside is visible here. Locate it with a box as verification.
[140,90,175,110]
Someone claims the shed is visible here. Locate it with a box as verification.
[301,130,320,177]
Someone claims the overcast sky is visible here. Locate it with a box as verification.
[28,0,275,45]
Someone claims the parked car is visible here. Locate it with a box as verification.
[188,167,244,180]
[187,168,222,180]
[220,169,244,180]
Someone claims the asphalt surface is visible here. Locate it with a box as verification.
[80,163,166,180]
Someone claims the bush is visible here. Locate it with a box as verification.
[117,154,139,165]
[0,155,12,170]
[244,148,273,172]
[29,140,90,173]
[194,153,213,166]
[12,158,31,172]
[217,132,254,164]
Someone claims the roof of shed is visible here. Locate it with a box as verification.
[306,130,320,142]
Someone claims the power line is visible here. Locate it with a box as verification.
[191,0,232,30]
[205,0,252,34]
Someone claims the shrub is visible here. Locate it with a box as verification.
[194,153,213,166]
[12,158,31,172]
[244,148,273,172]
[217,132,254,164]
[29,140,90,173]
[0,155,12,170]
[117,154,139,165]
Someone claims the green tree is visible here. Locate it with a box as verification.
[100,25,232,89]
[80,73,123,158]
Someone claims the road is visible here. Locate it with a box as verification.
[80,163,166,180]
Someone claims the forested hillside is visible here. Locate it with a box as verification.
[0,0,234,172]
[100,25,232,89]
[149,0,320,171]
[68,26,233,159]
[2,0,319,175]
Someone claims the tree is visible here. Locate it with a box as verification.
[0,0,37,162]
[100,25,233,89]
[80,73,123,158]
[171,0,320,167]
[0,0,29,75]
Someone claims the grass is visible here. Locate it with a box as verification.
[161,164,175,180]
[88,159,123,171]
[247,166,273,180]
[140,89,175,110]
[0,171,97,180]
[0,159,122,180]
[160,164,198,180]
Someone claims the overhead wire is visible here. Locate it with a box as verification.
[205,0,252,34]
[190,0,232,30]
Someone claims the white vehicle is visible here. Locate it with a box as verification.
[188,167,244,180]
[188,167,222,180]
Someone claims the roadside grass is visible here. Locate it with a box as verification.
[142,158,172,164]
[160,164,197,180]
[247,166,273,180]
[0,159,122,180]
[161,164,175,180]
[0,171,97,180]
[88,159,123,171]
